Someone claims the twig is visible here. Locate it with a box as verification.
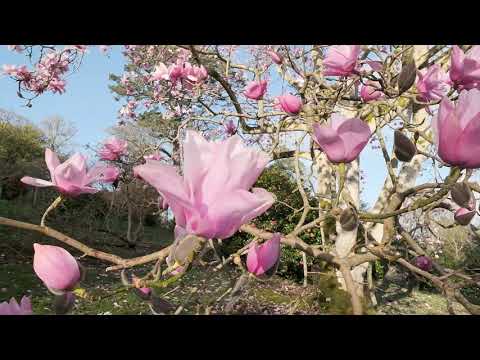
[41,195,63,227]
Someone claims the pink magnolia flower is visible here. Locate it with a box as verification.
[454,207,476,225]
[0,296,32,315]
[150,63,169,82]
[312,114,371,163]
[360,81,384,102]
[323,45,361,77]
[33,243,81,292]
[133,131,275,239]
[450,45,480,90]
[144,152,162,161]
[98,137,128,161]
[244,80,268,100]
[2,64,31,81]
[414,256,433,272]
[416,64,451,102]
[183,63,208,83]
[246,233,281,276]
[48,78,66,94]
[139,287,151,296]
[97,165,120,183]
[224,119,237,136]
[268,51,283,65]
[168,59,185,84]
[67,45,88,53]
[431,88,480,168]
[276,94,303,115]
[7,45,24,52]
[21,149,118,197]
[2,64,18,75]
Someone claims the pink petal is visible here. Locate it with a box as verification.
[312,123,346,163]
[199,135,270,205]
[21,177,54,188]
[187,188,274,239]
[246,233,281,276]
[133,161,191,228]
[45,149,60,180]
[456,111,480,168]
[53,153,88,189]
[455,88,480,130]
[336,117,371,162]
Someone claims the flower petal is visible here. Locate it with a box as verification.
[133,161,191,227]
[21,177,54,188]
[45,149,60,181]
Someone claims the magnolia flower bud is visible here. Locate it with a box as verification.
[339,207,358,231]
[33,244,81,294]
[133,287,152,301]
[454,207,476,225]
[246,233,281,277]
[451,183,474,209]
[397,59,417,94]
[414,256,433,272]
[393,130,416,162]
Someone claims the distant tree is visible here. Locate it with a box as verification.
[39,115,77,154]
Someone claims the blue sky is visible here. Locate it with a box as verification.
[0,45,421,207]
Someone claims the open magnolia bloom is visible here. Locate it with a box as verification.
[244,80,268,100]
[134,130,275,240]
[323,45,361,77]
[21,149,119,197]
[98,136,128,161]
[360,80,384,102]
[432,88,480,168]
[416,64,451,102]
[0,296,33,315]
[450,45,480,90]
[312,114,371,164]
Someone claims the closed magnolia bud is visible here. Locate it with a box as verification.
[414,256,433,272]
[246,233,281,277]
[33,244,81,294]
[53,292,76,315]
[133,287,152,301]
[394,130,416,162]
[339,207,358,231]
[390,158,399,169]
[454,207,476,226]
[451,183,474,209]
[397,59,417,94]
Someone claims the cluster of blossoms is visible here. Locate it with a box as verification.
[2,45,90,98]
[2,45,111,101]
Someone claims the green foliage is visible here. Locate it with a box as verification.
[0,121,45,169]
